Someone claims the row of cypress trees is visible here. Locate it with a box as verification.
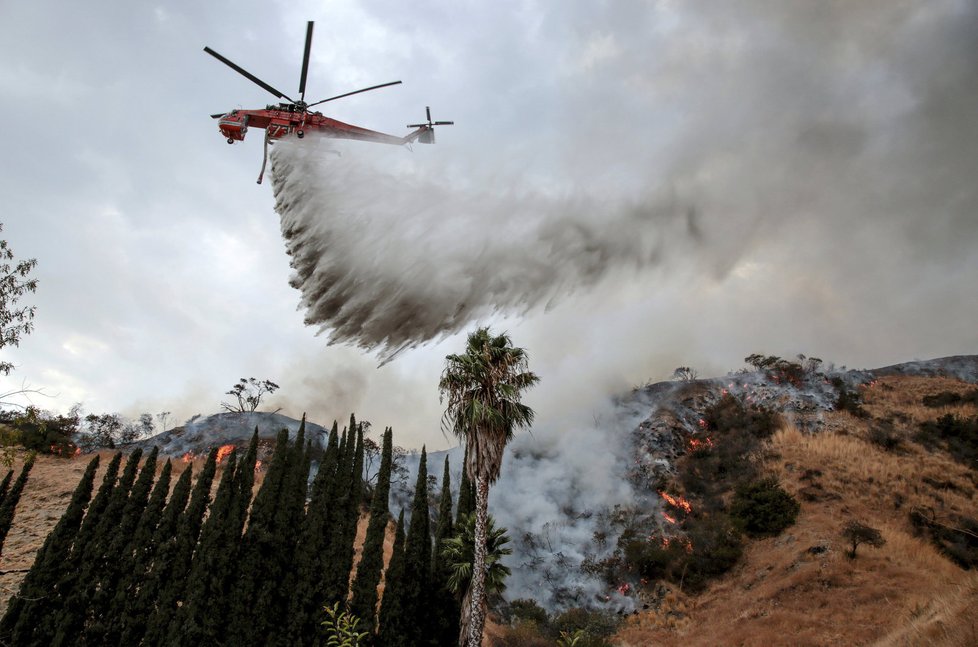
[0,456,34,556]
[0,415,473,646]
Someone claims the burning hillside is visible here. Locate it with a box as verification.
[484,355,978,615]
[1,354,976,645]
[128,411,329,461]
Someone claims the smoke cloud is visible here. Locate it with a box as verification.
[271,140,699,360]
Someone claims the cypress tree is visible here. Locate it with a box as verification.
[83,447,160,643]
[401,447,431,646]
[1,456,99,646]
[141,448,218,646]
[232,429,260,532]
[102,458,173,646]
[350,426,394,632]
[52,450,143,647]
[225,429,292,647]
[251,422,308,645]
[0,469,14,507]
[377,509,407,647]
[166,436,256,644]
[286,421,339,646]
[456,453,474,523]
[166,447,240,646]
[30,453,121,645]
[430,455,460,647]
[323,421,364,606]
[0,456,34,556]
[118,461,193,646]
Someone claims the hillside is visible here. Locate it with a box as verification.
[0,357,975,645]
[613,372,978,646]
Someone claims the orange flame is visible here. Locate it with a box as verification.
[659,491,692,514]
[181,452,194,463]
[660,536,694,553]
[661,511,677,524]
[254,459,263,473]
[216,444,235,463]
[688,437,714,451]
[617,582,631,595]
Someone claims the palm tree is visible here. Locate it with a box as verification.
[441,513,512,646]
[439,327,539,647]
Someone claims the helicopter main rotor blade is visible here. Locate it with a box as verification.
[298,21,314,102]
[211,113,227,118]
[307,80,402,108]
[204,46,294,102]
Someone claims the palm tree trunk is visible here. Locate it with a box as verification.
[466,475,490,647]
[458,584,473,646]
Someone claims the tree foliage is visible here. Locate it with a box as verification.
[221,377,280,413]
[350,427,393,631]
[842,520,886,559]
[321,602,369,647]
[0,223,38,378]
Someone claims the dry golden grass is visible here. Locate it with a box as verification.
[614,374,978,647]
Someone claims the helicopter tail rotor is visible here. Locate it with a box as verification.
[407,106,454,144]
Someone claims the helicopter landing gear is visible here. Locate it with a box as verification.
[227,138,234,144]
[297,130,304,139]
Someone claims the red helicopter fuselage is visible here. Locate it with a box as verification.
[217,104,425,146]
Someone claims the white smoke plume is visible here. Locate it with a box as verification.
[271,140,698,360]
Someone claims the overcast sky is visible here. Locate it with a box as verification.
[1,0,975,451]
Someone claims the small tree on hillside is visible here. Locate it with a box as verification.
[156,411,172,432]
[221,377,280,413]
[842,520,885,559]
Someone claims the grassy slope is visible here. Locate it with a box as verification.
[616,375,978,647]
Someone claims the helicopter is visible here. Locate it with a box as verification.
[205,21,453,183]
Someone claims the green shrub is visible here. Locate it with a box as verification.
[549,607,618,646]
[831,377,870,418]
[623,515,743,594]
[730,477,800,537]
[505,598,549,627]
[682,395,781,504]
[922,389,978,408]
[678,516,744,592]
[0,406,78,457]
[704,394,781,439]
[868,425,903,452]
[915,414,978,470]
